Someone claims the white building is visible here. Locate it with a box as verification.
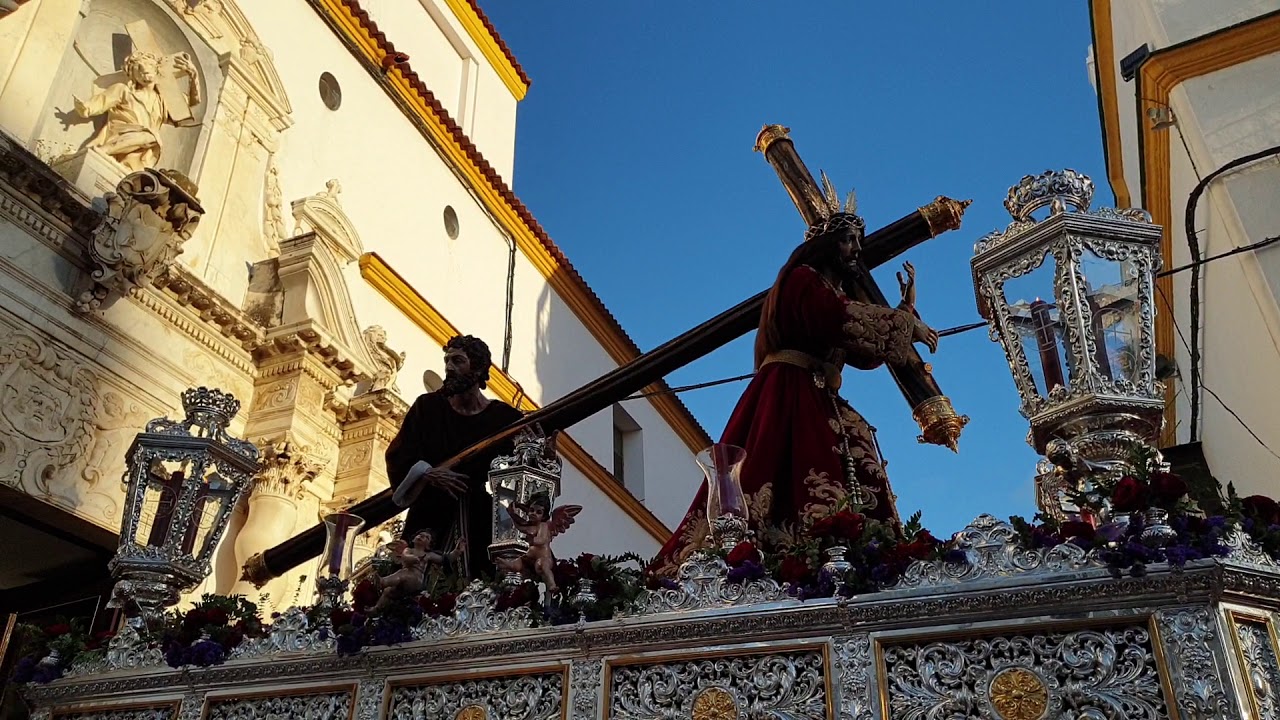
[1087,1,1280,501]
[0,0,708,619]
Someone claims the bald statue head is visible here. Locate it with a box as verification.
[441,335,492,396]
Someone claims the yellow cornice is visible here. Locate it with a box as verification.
[358,252,671,544]
[1090,0,1132,208]
[313,0,711,458]
[1136,11,1280,445]
[440,0,529,101]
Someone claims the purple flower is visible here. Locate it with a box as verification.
[11,656,37,684]
[943,548,969,565]
[188,639,227,667]
[726,560,766,585]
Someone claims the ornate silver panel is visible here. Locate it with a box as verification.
[832,634,876,720]
[607,648,827,719]
[896,514,1100,588]
[569,659,604,720]
[49,707,177,720]
[205,688,353,720]
[355,679,386,720]
[1154,607,1239,720]
[1231,613,1280,720]
[881,624,1170,719]
[386,671,563,720]
[627,553,787,616]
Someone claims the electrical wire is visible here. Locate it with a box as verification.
[1183,144,1280,441]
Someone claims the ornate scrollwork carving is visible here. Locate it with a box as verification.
[1004,169,1096,222]
[104,619,164,671]
[205,689,353,720]
[39,707,177,720]
[1232,615,1280,719]
[386,672,562,720]
[77,169,203,313]
[896,514,1101,589]
[1155,607,1238,719]
[609,649,826,719]
[252,433,324,500]
[628,552,787,616]
[569,659,603,720]
[1224,528,1280,570]
[832,634,873,720]
[229,606,334,660]
[415,581,534,640]
[355,679,385,720]
[882,624,1168,718]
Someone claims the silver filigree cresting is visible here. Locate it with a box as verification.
[896,514,1101,589]
[387,671,562,720]
[412,581,533,640]
[609,649,827,719]
[230,606,335,660]
[627,551,787,616]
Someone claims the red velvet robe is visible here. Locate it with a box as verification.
[651,265,917,575]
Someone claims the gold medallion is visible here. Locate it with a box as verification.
[989,667,1049,720]
[691,687,738,720]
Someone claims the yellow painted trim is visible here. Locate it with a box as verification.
[1137,12,1280,445]
[440,0,529,101]
[359,252,671,544]
[315,0,711,457]
[1090,0,1132,208]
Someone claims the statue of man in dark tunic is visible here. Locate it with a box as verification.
[386,335,523,579]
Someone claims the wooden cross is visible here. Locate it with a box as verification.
[124,19,198,125]
[754,124,969,451]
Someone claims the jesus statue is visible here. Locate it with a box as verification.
[74,50,200,172]
[650,207,940,575]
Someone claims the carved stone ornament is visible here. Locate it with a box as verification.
[628,551,787,616]
[76,169,204,313]
[609,649,826,719]
[895,514,1101,589]
[361,325,404,393]
[882,623,1170,718]
[386,671,562,720]
[253,433,324,499]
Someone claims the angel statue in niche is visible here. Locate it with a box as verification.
[495,493,582,594]
[369,527,463,614]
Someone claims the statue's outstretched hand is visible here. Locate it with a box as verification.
[896,261,917,311]
[424,467,467,499]
[911,316,939,354]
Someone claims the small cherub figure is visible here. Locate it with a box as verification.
[495,492,582,593]
[370,528,463,613]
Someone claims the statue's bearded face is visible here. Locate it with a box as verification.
[126,55,160,86]
[441,349,482,396]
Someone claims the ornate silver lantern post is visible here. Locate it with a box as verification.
[487,428,562,585]
[971,170,1164,521]
[109,387,260,626]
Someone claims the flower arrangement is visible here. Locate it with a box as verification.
[8,618,112,685]
[159,594,265,668]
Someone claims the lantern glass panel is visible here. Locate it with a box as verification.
[136,458,185,549]
[1001,260,1072,398]
[1079,247,1143,385]
[489,473,520,544]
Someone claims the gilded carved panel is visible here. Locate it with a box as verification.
[386,670,564,720]
[879,623,1172,719]
[1229,611,1280,720]
[606,648,828,719]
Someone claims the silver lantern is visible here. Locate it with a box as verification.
[109,387,260,625]
[487,428,562,585]
[971,170,1164,520]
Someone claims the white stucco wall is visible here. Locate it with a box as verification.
[357,0,518,182]
[1094,1,1280,499]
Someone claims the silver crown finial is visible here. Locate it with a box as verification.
[1004,169,1095,223]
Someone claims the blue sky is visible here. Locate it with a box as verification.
[482,2,1108,537]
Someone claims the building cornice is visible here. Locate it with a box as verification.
[440,0,530,101]
[360,251,671,543]
[310,0,712,456]
[1087,0,1132,209]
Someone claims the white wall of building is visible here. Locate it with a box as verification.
[1092,0,1280,499]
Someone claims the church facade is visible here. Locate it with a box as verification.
[1088,1,1280,499]
[0,0,709,617]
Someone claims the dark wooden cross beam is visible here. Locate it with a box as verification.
[753,124,970,452]
[241,131,972,586]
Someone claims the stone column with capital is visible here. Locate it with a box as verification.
[329,388,409,566]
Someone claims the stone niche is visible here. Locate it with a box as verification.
[31,0,223,196]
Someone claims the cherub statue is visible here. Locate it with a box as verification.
[495,492,582,593]
[369,528,462,613]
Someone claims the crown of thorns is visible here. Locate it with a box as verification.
[804,171,866,242]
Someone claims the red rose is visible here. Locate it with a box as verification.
[1060,521,1096,542]
[899,540,934,562]
[553,559,580,590]
[777,555,812,585]
[726,542,759,567]
[434,593,457,616]
[576,553,598,579]
[44,624,72,637]
[352,578,379,610]
[204,608,230,627]
[1243,495,1280,526]
[329,608,355,628]
[1150,471,1188,507]
[809,511,866,541]
[912,529,939,546]
[1111,476,1148,513]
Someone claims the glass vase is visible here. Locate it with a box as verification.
[697,443,748,551]
[316,512,365,614]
